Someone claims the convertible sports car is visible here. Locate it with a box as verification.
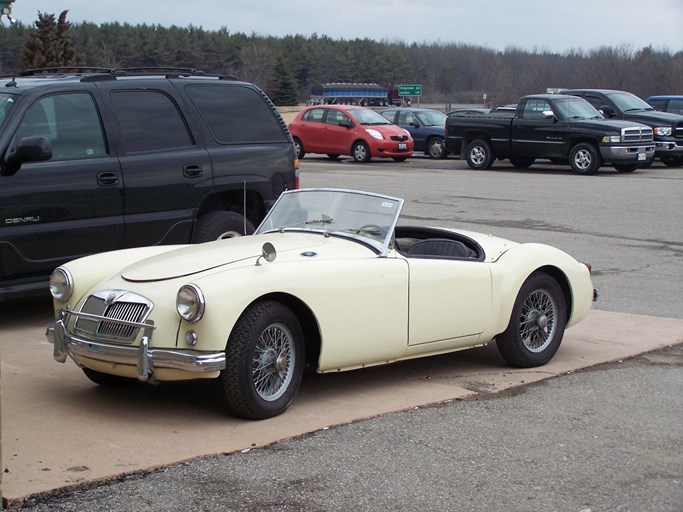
[47,189,596,420]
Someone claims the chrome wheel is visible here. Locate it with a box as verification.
[518,289,557,353]
[252,323,295,401]
[572,149,592,171]
[469,146,486,166]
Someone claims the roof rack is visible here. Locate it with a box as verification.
[17,67,238,81]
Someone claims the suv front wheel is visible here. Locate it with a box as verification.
[192,211,255,242]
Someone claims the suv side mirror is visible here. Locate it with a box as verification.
[2,136,53,176]
[599,105,614,117]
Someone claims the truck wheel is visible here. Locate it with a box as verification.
[614,164,637,173]
[221,300,305,419]
[192,211,255,242]
[569,143,601,175]
[660,155,683,168]
[352,141,371,163]
[509,156,535,168]
[465,139,494,169]
[293,138,305,159]
[427,137,447,159]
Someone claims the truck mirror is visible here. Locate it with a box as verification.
[2,136,53,176]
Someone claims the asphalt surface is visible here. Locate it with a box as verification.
[9,344,682,512]
[3,158,682,511]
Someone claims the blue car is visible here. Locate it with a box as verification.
[646,95,683,116]
[380,107,448,159]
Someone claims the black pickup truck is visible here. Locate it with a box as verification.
[445,94,655,175]
[563,89,683,168]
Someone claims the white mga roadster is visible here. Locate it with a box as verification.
[47,188,596,419]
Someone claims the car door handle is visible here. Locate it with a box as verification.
[97,172,120,186]
[183,164,203,178]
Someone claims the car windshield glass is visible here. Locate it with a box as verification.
[607,92,654,112]
[416,110,447,126]
[256,189,404,253]
[554,98,603,120]
[350,108,393,125]
[0,93,18,131]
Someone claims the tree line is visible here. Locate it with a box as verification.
[1,11,681,107]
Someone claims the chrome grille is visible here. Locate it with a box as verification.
[74,290,152,343]
[674,122,683,140]
[622,126,653,142]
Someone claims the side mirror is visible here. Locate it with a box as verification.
[255,242,277,266]
[599,105,614,117]
[2,136,52,176]
[339,119,353,128]
[542,110,556,120]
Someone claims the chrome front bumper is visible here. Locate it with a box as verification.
[600,144,655,162]
[46,310,226,383]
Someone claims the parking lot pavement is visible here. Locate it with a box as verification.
[2,309,682,508]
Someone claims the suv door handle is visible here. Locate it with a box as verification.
[183,164,203,178]
[97,172,120,186]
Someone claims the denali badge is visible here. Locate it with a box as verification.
[5,216,41,224]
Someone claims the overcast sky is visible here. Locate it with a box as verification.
[4,0,683,54]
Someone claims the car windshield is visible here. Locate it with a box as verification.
[554,97,603,120]
[350,108,393,126]
[0,93,18,131]
[606,91,654,112]
[416,110,447,126]
[256,189,404,254]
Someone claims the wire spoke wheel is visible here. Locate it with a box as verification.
[518,289,557,353]
[496,272,567,367]
[252,323,295,401]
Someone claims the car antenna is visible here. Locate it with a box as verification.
[1,2,18,88]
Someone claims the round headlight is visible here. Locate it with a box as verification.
[49,267,73,302]
[176,284,205,323]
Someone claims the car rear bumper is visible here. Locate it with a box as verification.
[47,310,226,382]
[600,144,655,162]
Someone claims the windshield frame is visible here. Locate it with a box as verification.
[348,108,393,126]
[256,188,404,256]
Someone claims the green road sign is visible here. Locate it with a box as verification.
[397,84,422,97]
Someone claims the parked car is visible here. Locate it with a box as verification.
[564,89,683,167]
[380,107,448,158]
[646,95,683,115]
[0,67,298,301]
[289,105,413,163]
[47,188,596,420]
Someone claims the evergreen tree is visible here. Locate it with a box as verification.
[20,10,84,69]
[269,55,298,106]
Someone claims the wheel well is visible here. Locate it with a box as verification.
[197,190,266,228]
[567,137,599,153]
[535,265,573,321]
[253,292,321,372]
[461,131,492,158]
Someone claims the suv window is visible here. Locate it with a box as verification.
[16,93,107,160]
[186,85,287,144]
[111,90,193,153]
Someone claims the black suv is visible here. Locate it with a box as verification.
[0,68,299,301]
[563,89,683,167]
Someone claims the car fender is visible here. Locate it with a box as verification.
[485,243,593,338]
[182,255,411,369]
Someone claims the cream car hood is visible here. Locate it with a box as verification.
[121,233,367,282]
